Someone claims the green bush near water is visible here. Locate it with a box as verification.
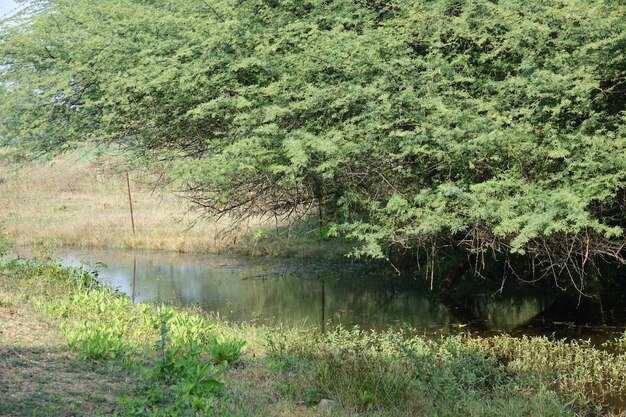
[2,0,626,281]
[1,258,625,416]
[66,321,130,361]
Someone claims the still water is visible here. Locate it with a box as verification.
[14,248,625,340]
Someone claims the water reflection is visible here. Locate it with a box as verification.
[12,248,576,333]
[22,249,451,330]
[470,294,554,332]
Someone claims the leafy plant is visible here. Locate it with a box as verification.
[619,331,626,351]
[151,307,175,379]
[254,229,268,240]
[0,295,14,308]
[66,321,128,361]
[265,354,298,373]
[168,311,213,346]
[207,336,245,365]
[147,307,225,414]
[303,385,319,407]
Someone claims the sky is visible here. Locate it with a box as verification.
[0,0,27,20]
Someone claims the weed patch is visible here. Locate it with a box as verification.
[66,321,129,361]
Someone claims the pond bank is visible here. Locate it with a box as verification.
[1,258,625,416]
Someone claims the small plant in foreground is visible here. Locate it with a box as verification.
[303,385,319,407]
[0,295,15,307]
[142,307,226,414]
[617,331,626,351]
[208,336,246,365]
[66,321,128,361]
[265,354,299,373]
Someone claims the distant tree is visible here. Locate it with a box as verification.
[1,0,625,286]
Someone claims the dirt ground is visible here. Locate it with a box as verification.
[0,288,125,417]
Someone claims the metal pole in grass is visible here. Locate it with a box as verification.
[126,172,136,237]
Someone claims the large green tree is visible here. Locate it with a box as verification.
[1,0,625,285]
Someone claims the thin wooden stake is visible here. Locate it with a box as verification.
[126,172,136,237]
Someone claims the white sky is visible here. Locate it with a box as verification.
[0,0,27,20]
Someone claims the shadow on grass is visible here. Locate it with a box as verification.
[0,346,124,417]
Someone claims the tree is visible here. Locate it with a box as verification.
[1,0,625,287]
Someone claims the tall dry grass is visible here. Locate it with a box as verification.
[0,154,351,258]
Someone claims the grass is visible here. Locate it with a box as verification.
[0,152,353,259]
[0,284,124,417]
[1,257,625,416]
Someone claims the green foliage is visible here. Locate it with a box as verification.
[207,336,246,365]
[254,229,268,240]
[316,226,332,241]
[618,331,626,352]
[265,354,299,373]
[147,307,225,414]
[66,321,129,361]
[303,385,319,407]
[492,335,626,403]
[266,327,580,415]
[2,0,625,279]
[0,294,14,307]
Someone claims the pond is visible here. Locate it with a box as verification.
[12,248,626,343]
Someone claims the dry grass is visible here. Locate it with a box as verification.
[0,154,352,259]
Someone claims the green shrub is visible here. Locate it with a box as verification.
[492,335,626,404]
[66,321,128,361]
[208,336,246,365]
[265,354,299,373]
[168,311,213,346]
[616,331,626,352]
[147,307,226,414]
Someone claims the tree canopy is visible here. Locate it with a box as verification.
[1,0,625,282]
